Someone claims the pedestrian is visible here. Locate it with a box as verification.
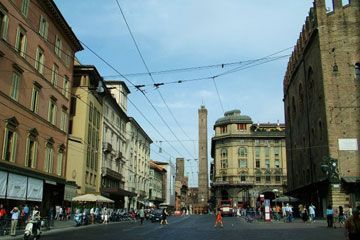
[55,205,60,220]
[0,204,7,219]
[302,205,308,223]
[66,206,71,220]
[214,209,223,228]
[338,206,345,228]
[345,206,360,240]
[10,207,19,236]
[326,204,334,228]
[160,207,169,225]
[138,207,145,225]
[90,207,95,224]
[308,203,316,222]
[23,204,30,222]
[298,204,304,219]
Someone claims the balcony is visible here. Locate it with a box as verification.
[211,179,254,187]
[101,167,124,182]
[103,142,112,153]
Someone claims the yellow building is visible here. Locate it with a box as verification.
[211,110,287,208]
[66,65,103,195]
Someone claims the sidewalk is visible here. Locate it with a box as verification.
[0,220,76,240]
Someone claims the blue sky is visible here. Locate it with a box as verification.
[55,0,315,186]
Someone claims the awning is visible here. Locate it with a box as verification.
[342,177,360,183]
[101,187,136,197]
[72,194,114,203]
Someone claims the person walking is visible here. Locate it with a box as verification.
[160,207,169,225]
[345,206,360,240]
[301,205,308,223]
[0,204,7,220]
[214,209,223,228]
[138,207,145,225]
[23,204,30,222]
[10,207,20,236]
[90,207,95,224]
[338,206,345,228]
[326,205,334,228]
[308,203,316,222]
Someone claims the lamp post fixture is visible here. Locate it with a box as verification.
[320,156,340,184]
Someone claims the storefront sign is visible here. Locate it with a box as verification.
[7,173,27,200]
[0,171,8,198]
[27,177,43,202]
[64,184,77,201]
[338,139,358,151]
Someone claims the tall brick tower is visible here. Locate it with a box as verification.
[198,105,209,207]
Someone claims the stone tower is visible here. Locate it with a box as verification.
[198,105,209,206]
[176,158,185,182]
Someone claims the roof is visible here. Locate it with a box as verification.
[129,117,153,143]
[342,176,360,183]
[43,0,83,51]
[215,110,252,126]
[150,160,167,172]
[105,80,131,94]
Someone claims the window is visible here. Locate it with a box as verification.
[35,47,45,74]
[265,175,271,182]
[89,103,93,123]
[15,26,27,58]
[256,176,261,182]
[355,63,360,80]
[274,147,280,156]
[237,123,246,131]
[265,159,270,169]
[57,150,63,176]
[30,84,40,113]
[21,0,30,17]
[44,140,54,173]
[25,129,38,168]
[238,147,247,157]
[220,159,228,169]
[38,15,48,40]
[10,71,21,101]
[65,50,71,68]
[60,108,68,132]
[48,98,57,125]
[275,159,280,168]
[240,175,246,182]
[220,148,227,158]
[265,147,270,157]
[239,159,247,168]
[299,83,304,113]
[2,120,18,162]
[70,96,77,116]
[255,159,260,168]
[51,64,58,86]
[255,147,260,157]
[275,176,281,182]
[254,140,260,145]
[0,5,9,40]
[62,75,69,98]
[220,125,227,133]
[55,35,62,57]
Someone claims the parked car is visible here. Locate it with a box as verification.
[149,209,162,222]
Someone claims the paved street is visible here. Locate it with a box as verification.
[40,215,345,240]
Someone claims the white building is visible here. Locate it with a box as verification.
[156,161,176,209]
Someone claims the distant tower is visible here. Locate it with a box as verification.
[198,105,209,206]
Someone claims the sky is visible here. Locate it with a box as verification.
[55,0,316,187]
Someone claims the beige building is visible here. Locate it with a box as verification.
[283,0,359,213]
[211,110,287,208]
[66,65,102,195]
[101,81,134,208]
[149,160,166,206]
[0,0,82,211]
[126,117,152,209]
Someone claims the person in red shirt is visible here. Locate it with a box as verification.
[0,204,6,219]
[214,209,223,228]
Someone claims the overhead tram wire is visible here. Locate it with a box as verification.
[115,0,195,159]
[212,77,225,114]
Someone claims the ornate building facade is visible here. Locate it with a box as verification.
[211,110,287,208]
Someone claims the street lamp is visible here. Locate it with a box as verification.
[320,156,340,183]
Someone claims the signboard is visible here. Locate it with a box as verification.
[27,177,43,202]
[338,139,358,151]
[64,184,78,201]
[7,173,27,200]
[0,171,7,198]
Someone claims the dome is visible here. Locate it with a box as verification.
[214,110,253,126]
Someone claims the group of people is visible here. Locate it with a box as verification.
[0,203,40,236]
